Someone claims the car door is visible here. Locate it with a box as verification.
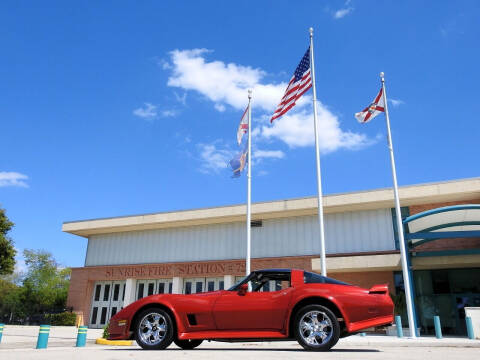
[213,286,294,331]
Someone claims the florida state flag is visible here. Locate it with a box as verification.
[355,88,385,123]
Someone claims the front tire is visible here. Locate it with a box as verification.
[174,339,203,349]
[294,304,340,351]
[134,307,174,350]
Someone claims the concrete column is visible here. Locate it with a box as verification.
[172,277,183,294]
[123,278,137,307]
[223,275,235,289]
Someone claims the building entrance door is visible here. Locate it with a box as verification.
[90,281,126,329]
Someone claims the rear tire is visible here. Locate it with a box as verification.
[174,339,203,349]
[134,307,174,350]
[294,304,340,351]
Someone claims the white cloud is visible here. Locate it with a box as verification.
[164,48,371,153]
[197,142,234,174]
[161,109,178,117]
[174,91,187,105]
[0,172,29,188]
[254,150,285,159]
[389,98,405,107]
[133,103,157,119]
[333,1,354,19]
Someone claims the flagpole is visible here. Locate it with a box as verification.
[309,27,327,277]
[246,89,252,277]
[381,72,417,338]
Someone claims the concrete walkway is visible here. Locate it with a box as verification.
[0,325,479,359]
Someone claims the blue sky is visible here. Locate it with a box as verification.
[1,1,479,269]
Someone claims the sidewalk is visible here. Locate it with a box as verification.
[0,325,478,350]
[338,334,480,348]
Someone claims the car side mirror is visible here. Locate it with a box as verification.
[238,283,248,296]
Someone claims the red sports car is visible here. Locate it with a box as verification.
[108,269,393,351]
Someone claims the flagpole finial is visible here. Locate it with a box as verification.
[380,71,385,80]
[309,27,313,36]
[248,89,252,99]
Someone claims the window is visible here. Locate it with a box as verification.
[208,281,215,292]
[185,282,192,294]
[169,283,173,294]
[91,307,98,324]
[94,285,101,301]
[113,284,120,301]
[103,284,110,301]
[304,271,350,286]
[196,281,203,293]
[219,281,224,290]
[137,283,144,300]
[158,283,165,294]
[148,283,155,296]
[230,271,291,292]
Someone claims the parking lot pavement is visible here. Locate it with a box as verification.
[1,326,479,359]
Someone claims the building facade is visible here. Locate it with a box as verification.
[63,178,480,334]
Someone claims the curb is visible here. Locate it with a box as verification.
[95,338,134,346]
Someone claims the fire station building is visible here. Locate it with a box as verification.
[63,177,480,335]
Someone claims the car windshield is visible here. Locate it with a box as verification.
[303,271,351,286]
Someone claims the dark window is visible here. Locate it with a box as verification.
[122,284,125,301]
[185,282,192,294]
[251,220,263,227]
[219,281,224,290]
[113,284,120,301]
[111,307,117,317]
[148,283,155,296]
[91,307,98,324]
[94,285,101,301]
[432,270,451,294]
[158,283,165,294]
[169,283,173,294]
[208,281,215,292]
[196,282,203,293]
[103,284,110,301]
[100,307,107,324]
[137,283,144,300]
[304,271,350,286]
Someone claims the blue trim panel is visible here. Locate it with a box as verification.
[403,204,480,224]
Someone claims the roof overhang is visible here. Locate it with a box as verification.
[63,177,480,238]
[404,204,480,247]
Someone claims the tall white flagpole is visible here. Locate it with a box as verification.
[381,72,417,338]
[309,27,327,276]
[246,89,252,277]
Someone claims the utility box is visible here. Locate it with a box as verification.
[465,307,480,339]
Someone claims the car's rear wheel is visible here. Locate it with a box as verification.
[134,308,174,350]
[294,304,340,351]
[174,339,203,349]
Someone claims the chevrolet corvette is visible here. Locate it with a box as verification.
[108,269,393,351]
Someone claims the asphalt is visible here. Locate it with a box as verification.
[0,325,479,360]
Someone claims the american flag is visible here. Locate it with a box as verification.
[271,47,312,123]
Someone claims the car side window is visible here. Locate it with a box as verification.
[249,273,291,292]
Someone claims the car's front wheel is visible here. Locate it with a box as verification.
[174,339,203,349]
[294,304,340,351]
[134,308,174,350]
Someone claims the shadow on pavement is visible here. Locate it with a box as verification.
[106,347,380,353]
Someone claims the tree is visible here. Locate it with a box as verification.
[21,249,71,315]
[0,207,16,275]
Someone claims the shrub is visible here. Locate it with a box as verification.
[103,322,109,339]
[45,311,77,326]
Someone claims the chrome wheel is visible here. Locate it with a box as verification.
[138,312,167,346]
[298,310,333,346]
